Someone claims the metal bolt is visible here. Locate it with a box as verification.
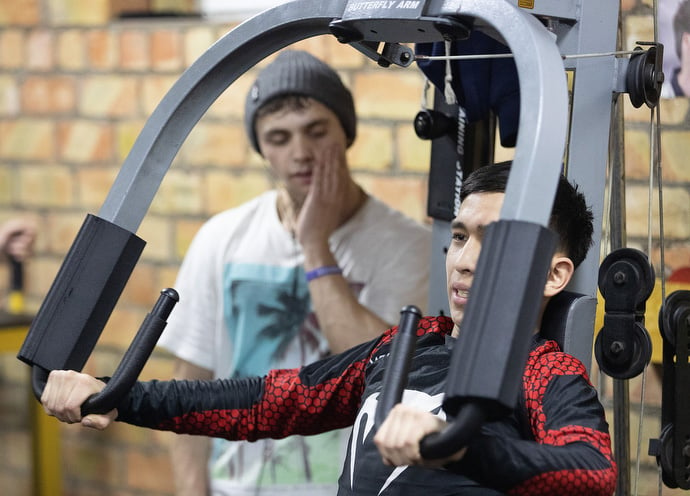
[613,271,627,285]
[610,341,625,355]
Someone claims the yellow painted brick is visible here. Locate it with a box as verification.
[99,307,143,349]
[356,174,429,223]
[27,29,55,71]
[174,218,204,259]
[0,29,25,69]
[61,425,121,485]
[0,168,11,203]
[622,97,654,123]
[353,69,426,119]
[651,243,690,272]
[47,0,110,26]
[86,29,118,70]
[138,214,174,262]
[79,75,140,118]
[624,16,654,51]
[154,0,197,13]
[659,97,689,124]
[0,119,54,161]
[324,38,367,70]
[120,263,158,307]
[150,168,204,215]
[205,170,271,215]
[26,257,59,304]
[626,185,690,239]
[116,118,145,161]
[184,26,219,66]
[661,130,690,182]
[206,70,256,119]
[396,123,431,172]
[291,38,329,61]
[623,128,651,180]
[180,121,248,167]
[76,166,118,209]
[18,164,74,208]
[620,0,637,11]
[0,431,30,476]
[42,211,83,253]
[348,124,393,171]
[141,74,177,115]
[140,351,175,382]
[157,263,182,289]
[0,0,40,26]
[22,75,77,114]
[119,29,150,71]
[0,75,19,116]
[126,450,175,492]
[59,120,114,164]
[57,29,87,70]
[151,28,183,72]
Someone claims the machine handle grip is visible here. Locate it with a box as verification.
[7,255,24,314]
[80,288,179,415]
[374,305,422,428]
[372,306,488,461]
[29,288,178,412]
[419,401,486,459]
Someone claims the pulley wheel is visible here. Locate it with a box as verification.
[659,290,690,347]
[594,321,652,379]
[598,248,655,306]
[626,46,663,109]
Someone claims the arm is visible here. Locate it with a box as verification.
[450,349,617,496]
[169,359,213,496]
[42,332,381,436]
[296,145,389,353]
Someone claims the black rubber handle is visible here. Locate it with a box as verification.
[80,288,179,415]
[374,305,422,428]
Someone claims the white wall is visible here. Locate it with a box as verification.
[199,0,292,20]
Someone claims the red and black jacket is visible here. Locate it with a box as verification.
[115,316,616,495]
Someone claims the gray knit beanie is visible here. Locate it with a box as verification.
[244,50,357,154]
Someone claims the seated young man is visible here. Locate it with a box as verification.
[41,162,617,495]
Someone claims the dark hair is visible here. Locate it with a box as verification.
[459,161,594,269]
[674,0,690,58]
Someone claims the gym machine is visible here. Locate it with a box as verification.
[15,0,671,492]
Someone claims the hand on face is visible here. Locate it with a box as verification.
[41,370,116,430]
[294,143,351,248]
[374,403,466,468]
[0,218,36,261]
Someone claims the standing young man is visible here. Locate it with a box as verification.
[156,50,431,495]
[42,162,616,495]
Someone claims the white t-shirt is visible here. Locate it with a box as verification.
[158,190,431,496]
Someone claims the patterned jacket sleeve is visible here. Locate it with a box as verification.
[114,334,384,440]
[450,341,617,496]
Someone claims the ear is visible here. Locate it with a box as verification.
[543,254,574,298]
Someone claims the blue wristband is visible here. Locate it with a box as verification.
[305,265,342,282]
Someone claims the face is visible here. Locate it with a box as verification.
[446,192,504,336]
[255,98,349,204]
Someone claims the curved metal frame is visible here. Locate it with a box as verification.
[100,0,567,234]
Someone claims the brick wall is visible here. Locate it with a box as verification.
[0,0,687,495]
